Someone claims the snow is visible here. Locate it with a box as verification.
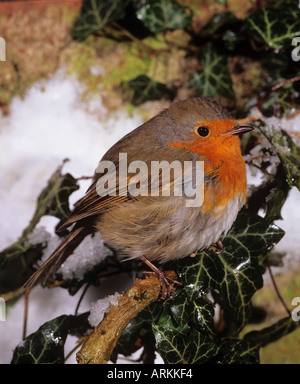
[247,112,300,269]
[26,227,113,280]
[0,70,142,363]
[274,186,300,270]
[88,292,122,327]
[0,70,299,364]
[263,114,300,147]
[245,112,300,275]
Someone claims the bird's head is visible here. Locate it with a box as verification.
[158,97,253,161]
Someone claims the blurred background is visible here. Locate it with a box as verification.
[0,0,300,364]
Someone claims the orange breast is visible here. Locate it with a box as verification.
[169,130,247,216]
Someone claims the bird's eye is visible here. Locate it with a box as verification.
[196,126,210,137]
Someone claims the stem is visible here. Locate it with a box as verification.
[23,291,30,340]
[75,283,90,316]
[76,271,179,364]
[65,338,85,363]
[110,23,158,55]
[267,263,291,318]
[257,76,300,111]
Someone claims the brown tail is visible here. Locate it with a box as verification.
[23,226,90,291]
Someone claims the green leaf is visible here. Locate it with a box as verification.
[189,45,234,99]
[26,161,80,234]
[0,162,79,290]
[245,5,300,50]
[244,316,300,348]
[260,49,300,83]
[11,313,90,364]
[246,160,290,224]
[71,0,132,41]
[258,122,300,190]
[264,183,287,223]
[164,290,215,335]
[222,29,246,51]
[136,0,193,34]
[152,325,217,364]
[127,75,168,105]
[217,339,260,364]
[153,322,260,364]
[0,242,44,293]
[112,301,162,360]
[175,211,284,333]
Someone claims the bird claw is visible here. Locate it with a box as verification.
[142,271,182,300]
[139,255,182,300]
[211,239,224,254]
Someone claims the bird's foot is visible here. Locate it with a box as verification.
[139,256,182,300]
[211,239,224,254]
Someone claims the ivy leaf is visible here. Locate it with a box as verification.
[244,316,300,347]
[258,122,300,190]
[260,49,300,83]
[127,75,168,105]
[11,313,90,364]
[136,0,193,34]
[112,302,162,361]
[245,5,300,50]
[175,211,284,333]
[217,339,260,364]
[164,290,215,335]
[264,182,289,223]
[27,160,80,233]
[71,0,132,41]
[153,322,261,364]
[0,162,79,291]
[152,324,217,364]
[189,45,234,99]
[0,162,79,267]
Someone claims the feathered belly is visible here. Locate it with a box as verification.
[96,193,244,263]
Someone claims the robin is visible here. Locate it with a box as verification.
[24,97,253,298]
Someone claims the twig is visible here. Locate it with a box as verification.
[162,33,197,53]
[75,175,93,181]
[257,76,300,111]
[75,283,90,316]
[65,337,86,363]
[286,109,300,120]
[76,271,179,364]
[110,22,159,55]
[23,290,30,340]
[0,287,24,302]
[267,263,291,318]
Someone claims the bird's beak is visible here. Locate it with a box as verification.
[223,125,254,136]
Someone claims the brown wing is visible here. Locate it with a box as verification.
[58,144,200,232]
[57,174,132,231]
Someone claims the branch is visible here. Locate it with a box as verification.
[76,271,179,364]
[257,76,300,111]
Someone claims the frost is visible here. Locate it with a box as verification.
[88,292,122,327]
[0,71,144,363]
[262,114,300,148]
[26,226,62,263]
[25,226,112,280]
[59,232,112,280]
[265,187,277,203]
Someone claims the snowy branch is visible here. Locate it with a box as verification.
[76,271,179,364]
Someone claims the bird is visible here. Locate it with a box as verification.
[24,97,253,298]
